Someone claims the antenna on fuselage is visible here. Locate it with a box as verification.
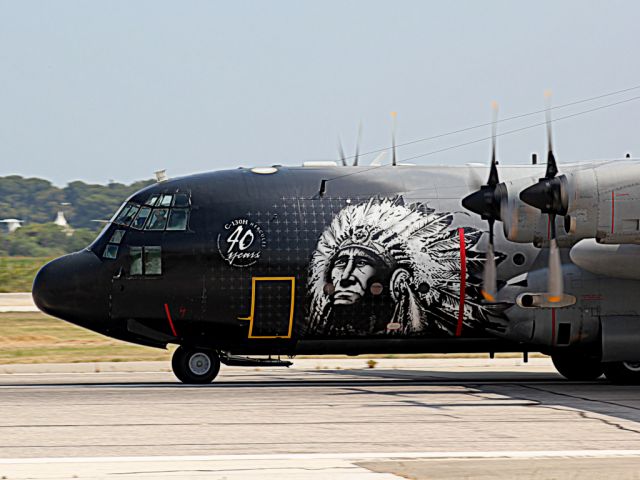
[155,170,168,182]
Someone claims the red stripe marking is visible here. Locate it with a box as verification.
[551,308,556,345]
[456,227,466,337]
[164,303,178,337]
[611,190,615,234]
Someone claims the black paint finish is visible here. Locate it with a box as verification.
[33,166,519,356]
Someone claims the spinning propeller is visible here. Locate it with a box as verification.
[338,122,362,167]
[391,111,398,166]
[461,102,507,302]
[519,91,568,303]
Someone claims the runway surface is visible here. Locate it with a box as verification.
[0,293,38,312]
[2,357,640,478]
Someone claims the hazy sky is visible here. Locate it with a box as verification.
[2,0,640,185]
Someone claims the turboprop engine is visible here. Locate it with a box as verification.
[502,161,640,246]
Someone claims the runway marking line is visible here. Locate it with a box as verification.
[3,450,640,464]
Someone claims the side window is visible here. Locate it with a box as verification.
[109,230,125,244]
[144,247,162,275]
[129,247,143,275]
[128,246,161,276]
[103,229,125,259]
[103,244,119,259]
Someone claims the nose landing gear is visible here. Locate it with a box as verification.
[171,346,221,384]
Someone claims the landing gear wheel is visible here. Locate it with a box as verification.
[603,362,640,384]
[172,346,220,384]
[551,353,603,381]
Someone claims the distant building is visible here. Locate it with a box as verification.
[0,219,23,233]
[54,211,74,235]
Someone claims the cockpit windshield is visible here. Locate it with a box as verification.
[95,193,191,260]
[113,204,140,226]
[110,193,191,231]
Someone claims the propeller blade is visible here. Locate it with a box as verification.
[488,101,499,186]
[544,90,558,178]
[391,111,397,166]
[353,121,362,166]
[519,91,567,215]
[461,101,507,303]
[547,213,564,302]
[482,219,497,302]
[466,165,484,191]
[370,151,387,166]
[338,137,347,167]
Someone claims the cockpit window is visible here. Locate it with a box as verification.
[145,195,159,207]
[110,193,190,233]
[166,209,188,231]
[159,194,173,207]
[131,207,151,230]
[145,208,169,230]
[114,203,140,226]
[114,204,133,224]
[173,193,190,207]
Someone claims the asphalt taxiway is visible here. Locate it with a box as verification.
[2,357,640,479]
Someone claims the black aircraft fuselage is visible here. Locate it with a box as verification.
[39,163,640,383]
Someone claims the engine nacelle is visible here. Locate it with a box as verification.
[501,176,546,245]
[567,162,640,244]
[502,161,640,245]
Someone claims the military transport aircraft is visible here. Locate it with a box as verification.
[31,100,640,384]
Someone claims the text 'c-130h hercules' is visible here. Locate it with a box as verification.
[32,98,640,384]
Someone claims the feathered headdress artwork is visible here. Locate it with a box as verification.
[307,197,506,336]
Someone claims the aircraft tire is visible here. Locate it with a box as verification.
[551,353,603,381]
[602,362,640,385]
[172,346,220,384]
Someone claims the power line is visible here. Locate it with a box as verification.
[404,94,640,162]
[327,93,640,183]
[340,83,640,162]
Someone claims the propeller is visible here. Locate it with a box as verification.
[353,121,362,166]
[338,122,363,167]
[370,151,387,166]
[338,137,347,166]
[519,91,568,303]
[391,111,398,166]
[461,101,507,302]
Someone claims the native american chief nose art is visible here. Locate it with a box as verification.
[306,197,495,337]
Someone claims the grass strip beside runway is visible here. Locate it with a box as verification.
[0,312,170,364]
[0,257,51,293]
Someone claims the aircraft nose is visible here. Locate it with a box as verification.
[32,250,108,325]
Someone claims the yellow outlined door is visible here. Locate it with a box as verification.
[239,277,295,339]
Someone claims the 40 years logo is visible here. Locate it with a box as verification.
[217,218,267,268]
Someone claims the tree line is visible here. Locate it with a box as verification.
[0,175,153,257]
